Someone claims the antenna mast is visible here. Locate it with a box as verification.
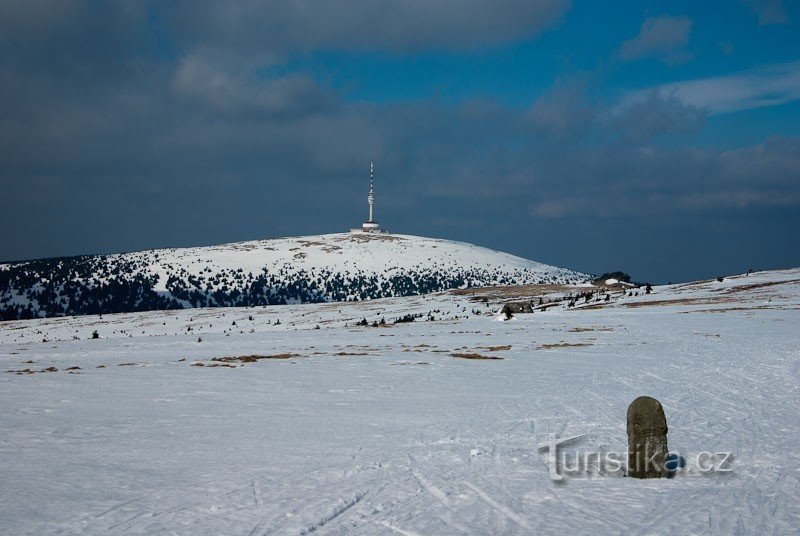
[368,161,375,223]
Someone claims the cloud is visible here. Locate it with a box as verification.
[529,79,705,142]
[529,76,596,138]
[170,54,334,118]
[742,0,790,25]
[0,1,798,281]
[619,15,693,65]
[609,90,706,141]
[162,0,571,54]
[627,61,800,115]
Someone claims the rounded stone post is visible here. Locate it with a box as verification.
[626,396,669,479]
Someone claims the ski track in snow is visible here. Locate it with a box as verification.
[0,268,799,534]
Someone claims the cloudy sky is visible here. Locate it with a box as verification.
[1,0,799,282]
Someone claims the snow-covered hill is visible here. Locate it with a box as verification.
[0,233,588,320]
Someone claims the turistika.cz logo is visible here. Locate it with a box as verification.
[537,433,734,481]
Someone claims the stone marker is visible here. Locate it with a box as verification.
[627,396,669,478]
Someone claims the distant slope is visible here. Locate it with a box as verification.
[0,233,589,320]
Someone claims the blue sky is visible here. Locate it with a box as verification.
[1,0,799,282]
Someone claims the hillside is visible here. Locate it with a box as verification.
[0,233,588,320]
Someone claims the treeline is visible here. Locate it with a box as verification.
[0,254,581,320]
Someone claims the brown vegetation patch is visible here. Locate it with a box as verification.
[452,352,504,360]
[726,278,800,293]
[680,305,776,314]
[619,297,736,308]
[536,342,592,350]
[341,233,403,243]
[478,345,512,351]
[118,362,138,366]
[334,352,370,356]
[7,368,34,374]
[212,353,300,363]
[452,283,575,300]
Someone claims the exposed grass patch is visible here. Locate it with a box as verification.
[536,342,592,350]
[7,368,34,374]
[451,352,504,360]
[211,353,300,363]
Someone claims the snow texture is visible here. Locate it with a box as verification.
[1,268,799,534]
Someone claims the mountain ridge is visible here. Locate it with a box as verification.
[0,233,589,320]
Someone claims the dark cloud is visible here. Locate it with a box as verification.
[528,76,596,139]
[162,0,572,54]
[0,1,798,283]
[619,15,693,65]
[609,90,706,141]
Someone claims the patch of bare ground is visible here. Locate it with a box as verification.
[404,343,437,353]
[339,234,404,243]
[568,326,613,332]
[680,305,777,314]
[620,296,738,308]
[578,303,609,310]
[451,352,504,360]
[478,345,512,351]
[118,362,139,366]
[451,283,576,300]
[7,368,34,374]
[536,342,592,350]
[725,279,800,293]
[212,353,300,363]
[334,352,371,356]
[670,278,716,290]
[390,361,430,366]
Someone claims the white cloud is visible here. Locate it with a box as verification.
[626,61,800,115]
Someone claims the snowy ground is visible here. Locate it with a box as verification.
[1,269,799,534]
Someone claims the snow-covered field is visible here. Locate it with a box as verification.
[1,269,799,534]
